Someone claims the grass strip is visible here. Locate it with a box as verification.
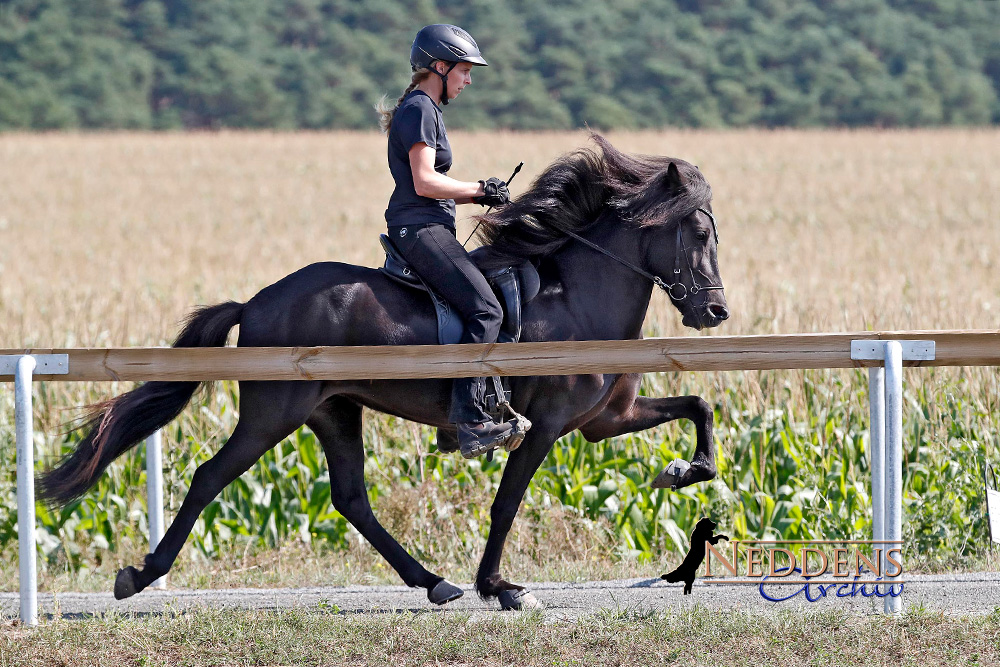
[1,605,998,666]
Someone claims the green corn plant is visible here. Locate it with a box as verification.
[0,367,997,579]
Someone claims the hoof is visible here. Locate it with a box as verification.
[652,458,691,490]
[114,566,140,600]
[428,579,464,606]
[498,588,543,611]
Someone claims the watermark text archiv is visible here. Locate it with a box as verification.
[701,540,904,603]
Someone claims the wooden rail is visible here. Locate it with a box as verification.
[2,330,998,382]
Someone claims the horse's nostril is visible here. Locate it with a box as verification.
[708,304,729,321]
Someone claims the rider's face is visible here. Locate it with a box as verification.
[439,62,474,98]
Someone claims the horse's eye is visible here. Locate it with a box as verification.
[696,231,709,241]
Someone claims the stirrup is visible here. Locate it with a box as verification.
[501,409,531,452]
[489,375,531,452]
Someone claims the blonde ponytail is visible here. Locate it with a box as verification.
[376,70,432,133]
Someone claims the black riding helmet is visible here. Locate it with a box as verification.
[410,24,488,105]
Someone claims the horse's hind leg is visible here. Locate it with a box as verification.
[308,397,462,605]
[115,381,322,599]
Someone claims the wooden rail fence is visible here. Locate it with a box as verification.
[2,330,998,382]
[3,329,999,622]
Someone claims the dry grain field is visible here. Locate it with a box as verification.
[1,130,999,596]
[4,130,999,344]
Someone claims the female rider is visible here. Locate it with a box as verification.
[376,24,519,458]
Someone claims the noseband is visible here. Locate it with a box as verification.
[558,208,725,303]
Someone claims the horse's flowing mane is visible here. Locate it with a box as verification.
[474,134,712,264]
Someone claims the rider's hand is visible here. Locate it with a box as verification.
[472,177,510,207]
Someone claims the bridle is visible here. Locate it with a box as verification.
[557,207,724,303]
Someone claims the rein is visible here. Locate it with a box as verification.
[558,208,724,302]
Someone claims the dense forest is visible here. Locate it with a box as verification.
[1,0,998,130]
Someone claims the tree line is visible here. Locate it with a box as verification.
[1,0,998,131]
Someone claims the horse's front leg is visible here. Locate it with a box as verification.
[579,377,717,489]
[475,426,558,610]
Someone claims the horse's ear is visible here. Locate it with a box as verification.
[662,162,685,194]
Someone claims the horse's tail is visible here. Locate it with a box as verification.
[38,300,245,506]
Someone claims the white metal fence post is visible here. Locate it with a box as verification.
[3,354,68,625]
[868,366,885,594]
[852,339,934,614]
[15,355,38,627]
[146,429,166,589]
[884,341,904,614]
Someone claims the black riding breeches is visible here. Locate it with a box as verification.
[388,223,503,424]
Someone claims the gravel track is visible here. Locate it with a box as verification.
[3,573,998,620]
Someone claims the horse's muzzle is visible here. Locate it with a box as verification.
[683,299,729,330]
[706,303,729,322]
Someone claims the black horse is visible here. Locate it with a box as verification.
[39,135,729,609]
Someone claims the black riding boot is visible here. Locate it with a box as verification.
[449,376,514,458]
[389,223,523,458]
[457,420,517,458]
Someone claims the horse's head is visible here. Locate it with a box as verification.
[633,161,729,331]
[472,134,729,331]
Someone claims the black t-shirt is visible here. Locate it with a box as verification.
[384,90,456,228]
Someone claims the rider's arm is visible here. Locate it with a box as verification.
[409,142,484,204]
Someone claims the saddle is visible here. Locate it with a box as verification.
[378,234,541,345]
[379,234,540,454]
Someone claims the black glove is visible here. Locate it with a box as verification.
[472,177,510,207]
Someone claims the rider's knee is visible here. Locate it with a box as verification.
[468,293,503,341]
[484,294,503,327]
[482,288,503,318]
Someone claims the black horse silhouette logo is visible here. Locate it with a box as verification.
[662,517,729,594]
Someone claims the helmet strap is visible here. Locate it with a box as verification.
[435,61,457,106]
